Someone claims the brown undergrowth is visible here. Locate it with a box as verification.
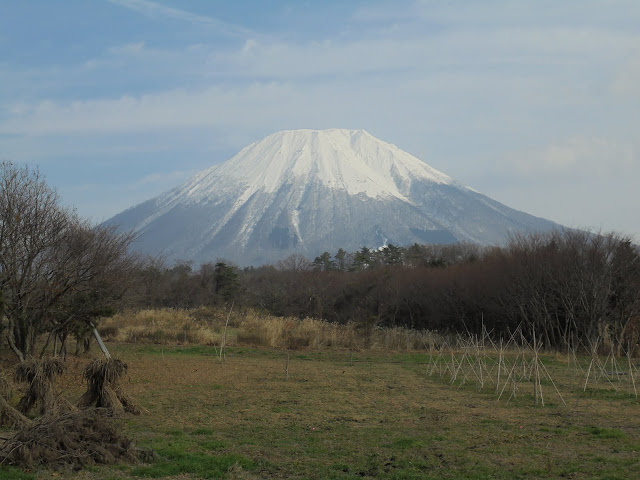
[100,307,444,351]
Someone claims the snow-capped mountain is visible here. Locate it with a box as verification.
[106,129,559,266]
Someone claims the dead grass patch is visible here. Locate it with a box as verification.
[103,307,445,354]
[102,309,219,346]
[0,409,136,471]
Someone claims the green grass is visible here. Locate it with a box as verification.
[1,345,639,479]
[126,432,254,479]
[116,344,218,356]
[130,452,254,478]
[0,467,35,480]
[388,437,425,449]
[587,426,626,439]
[577,387,639,402]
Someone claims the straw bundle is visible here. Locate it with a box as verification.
[78,358,143,415]
[14,358,71,416]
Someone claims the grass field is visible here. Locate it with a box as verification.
[2,341,638,480]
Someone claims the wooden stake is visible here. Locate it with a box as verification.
[285,353,290,381]
[628,347,638,399]
[220,302,233,362]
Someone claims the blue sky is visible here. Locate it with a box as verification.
[1,0,639,238]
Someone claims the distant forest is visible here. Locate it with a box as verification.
[127,229,640,356]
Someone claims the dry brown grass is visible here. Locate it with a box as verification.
[100,308,219,346]
[100,307,445,353]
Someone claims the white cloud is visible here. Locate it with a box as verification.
[0,85,270,135]
[135,169,195,187]
[108,0,255,38]
[497,137,637,178]
[204,26,639,80]
[610,52,640,101]
[4,0,639,143]
[482,136,640,237]
[356,0,640,31]
[107,42,146,56]
[3,19,637,138]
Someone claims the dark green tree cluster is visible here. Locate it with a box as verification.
[125,259,241,309]
[310,243,480,272]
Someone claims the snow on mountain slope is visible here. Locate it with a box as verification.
[184,129,451,199]
[107,129,560,266]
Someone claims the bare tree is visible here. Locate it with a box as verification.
[0,162,137,361]
[504,230,640,355]
[43,222,139,357]
[277,254,312,272]
[1,162,69,359]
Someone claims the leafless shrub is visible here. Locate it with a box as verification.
[0,161,140,361]
[0,371,30,428]
[0,409,137,470]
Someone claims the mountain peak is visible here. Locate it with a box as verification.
[107,129,559,266]
[181,128,453,205]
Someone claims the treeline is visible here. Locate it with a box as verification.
[123,231,640,355]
